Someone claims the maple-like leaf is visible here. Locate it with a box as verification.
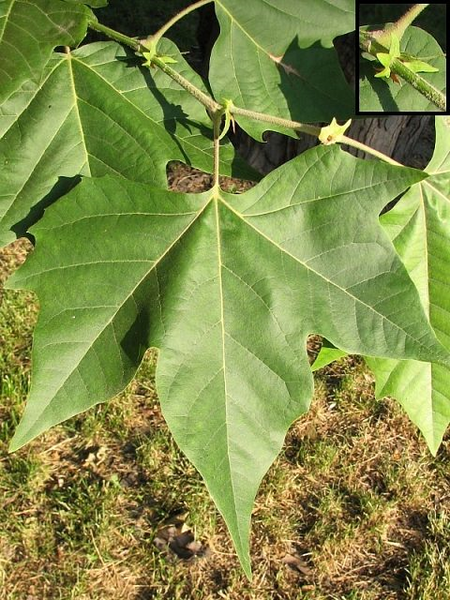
[0,39,252,248]
[0,0,93,103]
[8,145,450,574]
[209,0,354,140]
[365,117,450,454]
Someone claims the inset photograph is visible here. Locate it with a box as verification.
[357,3,447,113]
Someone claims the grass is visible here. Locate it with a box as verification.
[2,3,450,597]
[1,168,450,599]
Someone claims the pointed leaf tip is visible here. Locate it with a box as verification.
[9,144,447,572]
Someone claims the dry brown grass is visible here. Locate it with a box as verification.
[1,165,450,599]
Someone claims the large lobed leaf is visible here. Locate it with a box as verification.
[8,145,450,574]
[0,0,93,103]
[210,0,354,140]
[0,39,249,248]
[366,117,450,454]
[359,25,446,112]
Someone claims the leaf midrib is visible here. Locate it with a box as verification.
[419,183,431,318]
[0,0,14,42]
[216,0,274,59]
[26,0,82,45]
[2,47,217,169]
[216,0,341,103]
[2,62,81,228]
[244,180,409,216]
[67,52,90,176]
[15,181,445,444]
[213,197,245,555]
[216,0,340,47]
[424,180,450,203]
[215,0,352,111]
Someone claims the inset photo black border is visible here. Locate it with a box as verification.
[355,2,448,115]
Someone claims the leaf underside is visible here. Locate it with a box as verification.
[8,144,449,575]
[311,340,346,372]
[210,0,354,140]
[0,39,248,248]
[359,26,446,112]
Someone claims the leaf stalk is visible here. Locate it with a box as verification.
[150,55,222,113]
[339,136,402,166]
[389,58,446,110]
[146,0,214,46]
[88,20,410,167]
[229,104,321,138]
[212,112,222,193]
[380,4,429,45]
[88,19,140,50]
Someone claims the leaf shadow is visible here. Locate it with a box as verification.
[121,305,152,368]
[117,52,259,181]
[276,37,354,123]
[12,175,82,242]
[359,56,400,112]
[116,53,211,167]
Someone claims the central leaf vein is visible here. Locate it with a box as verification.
[213,197,243,549]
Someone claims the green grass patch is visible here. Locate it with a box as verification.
[2,214,450,599]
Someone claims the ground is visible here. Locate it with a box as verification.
[1,164,450,600]
[1,2,450,598]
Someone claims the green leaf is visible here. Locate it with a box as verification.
[376,52,392,68]
[311,340,346,372]
[209,0,354,140]
[374,53,391,79]
[374,67,390,79]
[402,59,439,73]
[388,32,400,59]
[318,118,351,145]
[0,39,250,247]
[8,145,450,574]
[366,117,450,455]
[142,51,178,68]
[373,32,401,79]
[359,26,446,111]
[361,51,376,62]
[0,0,91,103]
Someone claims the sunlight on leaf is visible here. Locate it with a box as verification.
[8,145,449,574]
